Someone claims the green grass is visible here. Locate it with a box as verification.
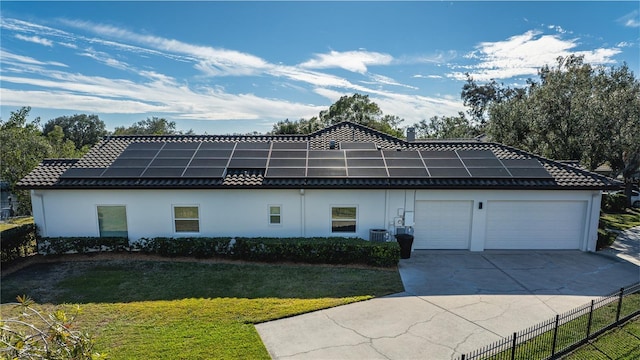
[0,216,33,231]
[563,316,640,359]
[600,208,640,232]
[0,259,404,359]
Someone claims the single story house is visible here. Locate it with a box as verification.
[18,121,620,252]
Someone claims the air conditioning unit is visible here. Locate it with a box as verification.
[369,229,389,242]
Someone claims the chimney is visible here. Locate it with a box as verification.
[406,127,415,142]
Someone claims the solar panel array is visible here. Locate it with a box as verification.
[60,141,553,180]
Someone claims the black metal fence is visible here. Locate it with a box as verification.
[457,282,640,360]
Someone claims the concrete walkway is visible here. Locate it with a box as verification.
[598,225,640,266]
[256,251,639,360]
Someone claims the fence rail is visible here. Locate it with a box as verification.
[458,282,640,360]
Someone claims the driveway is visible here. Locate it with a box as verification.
[256,251,639,359]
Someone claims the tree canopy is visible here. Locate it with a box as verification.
[271,94,404,137]
[43,114,107,151]
[113,117,194,135]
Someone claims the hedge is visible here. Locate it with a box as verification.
[602,192,628,213]
[0,223,37,263]
[133,237,233,258]
[38,237,129,255]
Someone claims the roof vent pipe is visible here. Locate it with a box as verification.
[406,127,416,142]
[329,139,336,149]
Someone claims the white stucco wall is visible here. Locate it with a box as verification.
[30,188,601,251]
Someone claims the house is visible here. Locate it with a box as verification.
[17,121,620,252]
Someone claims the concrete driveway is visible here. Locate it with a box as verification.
[256,251,639,360]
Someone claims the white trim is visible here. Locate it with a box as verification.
[330,205,358,233]
[268,204,282,226]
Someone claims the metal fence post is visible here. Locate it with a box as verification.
[586,300,594,339]
[511,332,517,360]
[551,314,560,357]
[616,287,624,322]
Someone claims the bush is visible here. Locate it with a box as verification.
[597,228,618,250]
[39,237,129,255]
[0,223,36,263]
[133,236,400,267]
[602,193,627,213]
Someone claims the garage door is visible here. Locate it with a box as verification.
[414,200,473,249]
[485,201,587,250]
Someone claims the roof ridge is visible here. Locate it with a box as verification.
[309,121,406,144]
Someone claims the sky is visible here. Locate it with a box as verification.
[1,1,639,135]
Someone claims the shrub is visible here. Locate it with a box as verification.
[133,237,232,258]
[39,237,129,255]
[0,295,106,359]
[601,193,627,213]
[0,223,36,263]
[597,228,618,250]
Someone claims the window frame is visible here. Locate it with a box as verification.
[96,205,128,238]
[331,205,358,233]
[172,204,200,233]
[268,204,282,226]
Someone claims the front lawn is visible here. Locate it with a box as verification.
[0,258,404,359]
[600,208,640,231]
[563,316,640,359]
[0,216,33,231]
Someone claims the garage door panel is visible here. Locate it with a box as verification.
[414,200,472,249]
[485,201,586,250]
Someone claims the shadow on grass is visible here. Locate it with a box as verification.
[0,257,404,305]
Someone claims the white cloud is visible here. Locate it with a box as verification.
[0,50,67,67]
[299,50,393,74]
[15,34,53,47]
[453,30,621,81]
[618,10,640,28]
[79,48,130,70]
[413,74,443,79]
[616,41,633,48]
[364,74,418,90]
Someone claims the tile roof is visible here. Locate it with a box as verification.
[17,121,621,191]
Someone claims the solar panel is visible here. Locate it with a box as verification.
[142,167,186,177]
[423,158,464,168]
[232,150,269,158]
[467,168,511,177]
[456,150,496,159]
[126,142,164,150]
[194,149,233,158]
[461,158,503,168]
[102,167,146,177]
[420,150,458,159]
[199,142,235,150]
[501,159,544,168]
[235,142,270,150]
[346,158,386,167]
[382,150,420,158]
[227,158,268,168]
[269,151,307,159]
[163,142,200,150]
[271,142,307,150]
[268,158,307,167]
[149,158,191,167]
[347,167,388,177]
[340,142,377,150]
[156,149,196,158]
[344,150,382,158]
[189,158,229,167]
[308,150,344,159]
[506,167,553,178]
[110,158,153,167]
[265,167,306,178]
[387,167,429,177]
[182,167,226,178]
[428,168,471,178]
[384,158,424,167]
[60,168,105,178]
[306,167,347,177]
[308,158,346,167]
[119,149,159,158]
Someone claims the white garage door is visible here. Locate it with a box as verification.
[485,201,587,250]
[414,200,473,249]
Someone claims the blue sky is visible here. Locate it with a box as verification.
[1,1,638,135]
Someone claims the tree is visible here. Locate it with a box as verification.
[0,107,53,214]
[414,112,481,139]
[461,74,526,127]
[113,117,193,135]
[43,114,107,150]
[486,56,640,203]
[46,125,84,158]
[271,94,404,137]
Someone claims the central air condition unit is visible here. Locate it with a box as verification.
[369,229,389,242]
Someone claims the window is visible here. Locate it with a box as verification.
[331,206,357,233]
[269,205,281,225]
[174,206,200,232]
[97,206,128,237]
